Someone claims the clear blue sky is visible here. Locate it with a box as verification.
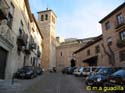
[29,0,124,39]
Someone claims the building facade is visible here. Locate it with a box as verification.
[0,0,43,79]
[73,3,125,67]
[38,9,57,70]
[99,3,125,67]
[73,35,107,67]
[56,38,95,70]
[56,37,64,47]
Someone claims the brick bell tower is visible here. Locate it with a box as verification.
[38,9,57,71]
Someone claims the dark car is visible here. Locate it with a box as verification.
[67,67,77,74]
[15,66,37,79]
[34,67,43,75]
[62,67,77,74]
[85,67,120,86]
[91,67,104,74]
[104,69,125,87]
[62,67,70,74]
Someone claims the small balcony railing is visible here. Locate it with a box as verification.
[0,0,9,20]
[115,17,125,29]
[17,29,28,46]
[0,19,14,46]
[116,39,125,48]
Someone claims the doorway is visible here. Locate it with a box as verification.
[70,59,76,67]
[83,56,97,66]
[0,47,8,79]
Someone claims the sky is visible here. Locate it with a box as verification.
[29,0,124,39]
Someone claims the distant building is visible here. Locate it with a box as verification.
[38,9,57,70]
[56,37,95,70]
[73,35,105,66]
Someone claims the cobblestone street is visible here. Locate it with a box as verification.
[20,72,90,93]
[0,72,95,93]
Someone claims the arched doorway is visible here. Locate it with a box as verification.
[70,59,76,67]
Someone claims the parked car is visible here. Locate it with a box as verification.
[104,69,125,87]
[85,67,101,80]
[73,67,81,75]
[73,67,84,76]
[34,67,43,75]
[15,66,37,79]
[82,67,96,77]
[67,67,77,74]
[62,67,70,74]
[73,68,79,74]
[62,67,77,74]
[85,67,120,86]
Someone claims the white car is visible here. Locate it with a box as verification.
[73,67,84,76]
[82,67,96,77]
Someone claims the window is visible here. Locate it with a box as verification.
[7,13,13,28]
[20,20,24,30]
[95,45,100,53]
[19,20,24,34]
[119,50,125,61]
[60,52,62,56]
[117,13,124,25]
[105,21,111,30]
[19,28,22,35]
[45,14,48,20]
[41,15,44,21]
[21,20,23,28]
[107,37,112,45]
[119,30,125,40]
[31,57,33,64]
[87,49,90,56]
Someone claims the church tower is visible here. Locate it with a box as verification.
[38,9,57,70]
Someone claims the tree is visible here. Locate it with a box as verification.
[101,43,115,66]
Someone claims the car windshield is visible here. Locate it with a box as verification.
[84,68,90,72]
[19,66,33,71]
[94,68,101,72]
[79,67,84,72]
[112,70,125,78]
[97,68,111,74]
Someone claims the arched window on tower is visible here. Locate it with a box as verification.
[41,15,44,21]
[45,14,48,20]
